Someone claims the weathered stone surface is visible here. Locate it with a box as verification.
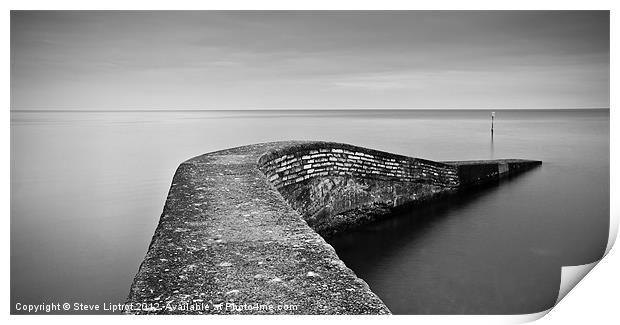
[126,141,541,314]
[279,176,449,237]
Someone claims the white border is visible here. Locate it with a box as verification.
[3,1,617,324]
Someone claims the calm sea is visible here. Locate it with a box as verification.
[10,109,609,314]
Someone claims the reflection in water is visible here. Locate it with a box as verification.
[328,175,558,314]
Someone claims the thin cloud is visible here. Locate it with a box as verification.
[10,11,609,110]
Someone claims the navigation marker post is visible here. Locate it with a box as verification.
[491,111,495,136]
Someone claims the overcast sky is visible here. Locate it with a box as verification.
[11,11,609,110]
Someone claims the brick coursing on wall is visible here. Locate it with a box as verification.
[258,142,460,189]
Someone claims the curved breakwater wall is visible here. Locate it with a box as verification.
[126,141,541,314]
[258,143,460,188]
[258,143,461,235]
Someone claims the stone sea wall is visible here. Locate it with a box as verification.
[444,159,543,187]
[257,143,467,235]
[126,141,541,314]
[257,143,541,236]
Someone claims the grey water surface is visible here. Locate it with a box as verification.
[10,109,609,314]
